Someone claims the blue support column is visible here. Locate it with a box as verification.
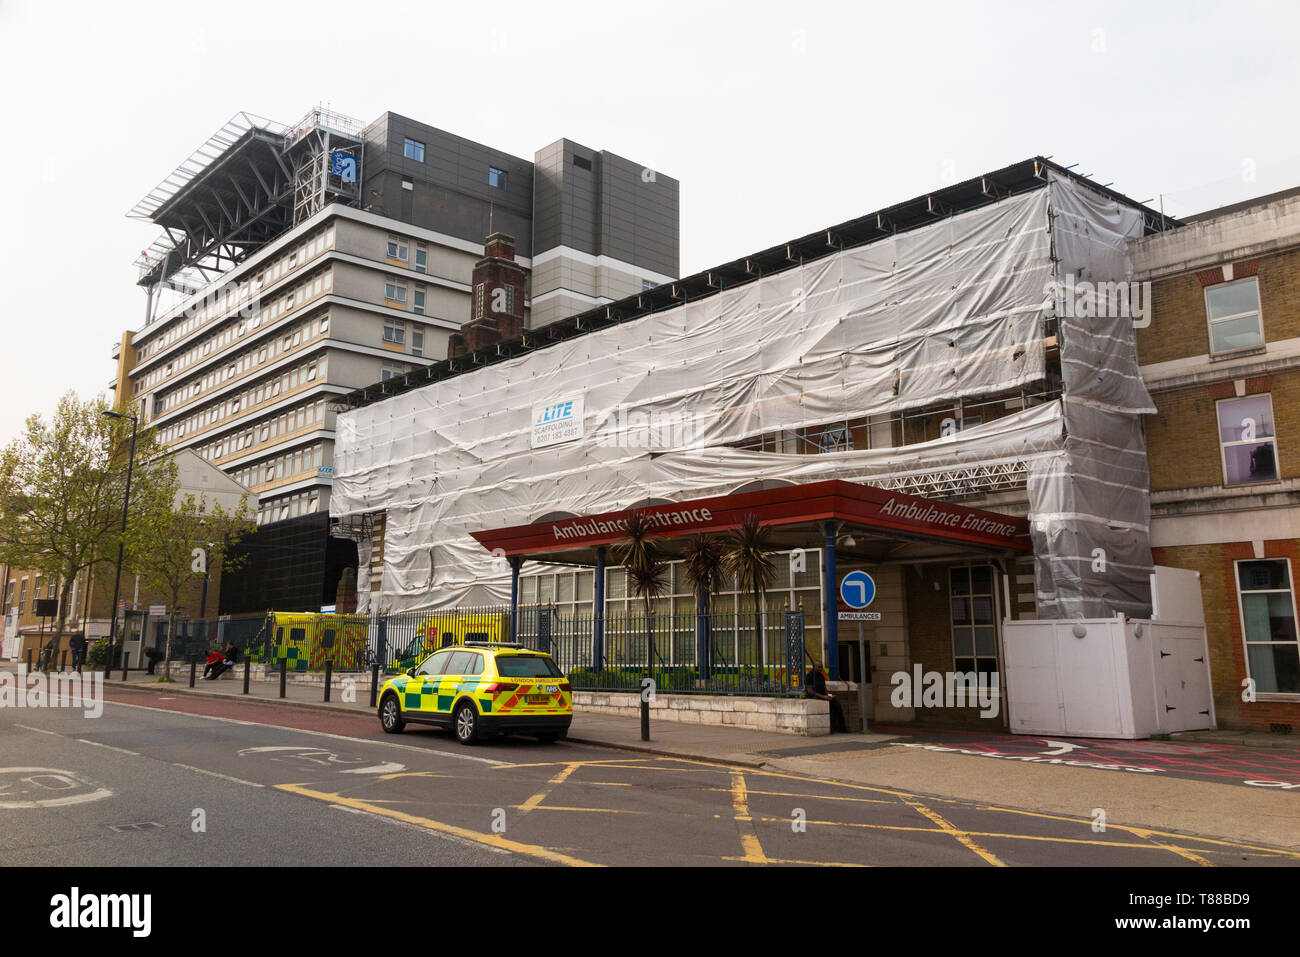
[509,556,521,643]
[593,547,606,671]
[823,522,839,681]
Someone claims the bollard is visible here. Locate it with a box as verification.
[121,652,130,682]
[369,662,380,709]
[189,658,197,688]
[279,658,287,699]
[243,656,251,695]
[60,650,68,671]
[25,649,32,671]
[323,660,332,702]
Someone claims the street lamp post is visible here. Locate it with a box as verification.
[102,410,138,678]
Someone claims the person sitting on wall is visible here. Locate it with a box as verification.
[203,642,239,680]
[806,656,848,733]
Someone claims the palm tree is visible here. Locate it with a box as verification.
[613,510,668,740]
[723,513,776,677]
[682,534,724,682]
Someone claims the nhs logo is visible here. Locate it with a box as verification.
[532,396,584,449]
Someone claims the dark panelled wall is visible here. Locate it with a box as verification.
[218,513,358,614]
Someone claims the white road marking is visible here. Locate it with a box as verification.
[98,698,507,766]
[14,724,57,735]
[0,768,114,808]
[76,739,141,756]
[171,764,264,788]
[341,762,406,775]
[1040,740,1086,756]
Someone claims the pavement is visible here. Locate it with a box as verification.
[7,662,1300,855]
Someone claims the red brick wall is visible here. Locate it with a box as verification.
[1153,540,1300,732]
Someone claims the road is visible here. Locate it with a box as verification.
[3,685,1298,867]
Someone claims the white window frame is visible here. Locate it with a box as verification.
[404,138,425,162]
[1216,394,1280,487]
[384,280,407,306]
[949,564,1000,687]
[387,237,409,262]
[383,318,406,344]
[1234,557,1300,698]
[1205,277,1263,356]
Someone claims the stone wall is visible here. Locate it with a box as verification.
[571,691,830,736]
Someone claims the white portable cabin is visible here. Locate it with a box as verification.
[1002,567,1215,739]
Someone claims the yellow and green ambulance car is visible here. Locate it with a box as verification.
[377,641,571,745]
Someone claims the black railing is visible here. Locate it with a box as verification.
[163,605,807,697]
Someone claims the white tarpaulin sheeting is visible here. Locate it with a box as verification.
[333,176,1153,617]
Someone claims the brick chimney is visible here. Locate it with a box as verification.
[448,232,527,357]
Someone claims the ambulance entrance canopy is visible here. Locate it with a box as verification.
[471,480,1030,680]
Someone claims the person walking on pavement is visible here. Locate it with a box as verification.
[68,632,87,674]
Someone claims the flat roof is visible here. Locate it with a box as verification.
[344,156,1178,412]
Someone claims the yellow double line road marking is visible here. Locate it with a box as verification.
[276,782,602,867]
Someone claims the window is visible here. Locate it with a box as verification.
[384,281,407,305]
[642,279,657,291]
[383,318,406,344]
[489,166,508,189]
[819,425,852,453]
[1217,394,1278,486]
[413,287,425,315]
[950,566,997,681]
[496,655,563,678]
[1206,277,1263,354]
[1236,559,1300,694]
[18,578,27,614]
[412,330,424,357]
[416,651,453,676]
[573,154,592,171]
[415,247,427,273]
[404,137,425,162]
[501,285,515,315]
[474,283,484,319]
[386,237,409,262]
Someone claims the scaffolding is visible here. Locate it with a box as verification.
[129,106,364,300]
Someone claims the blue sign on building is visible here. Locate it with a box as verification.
[330,151,358,183]
[839,570,876,609]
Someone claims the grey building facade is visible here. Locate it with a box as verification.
[117,106,679,613]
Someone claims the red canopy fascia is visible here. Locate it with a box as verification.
[470,480,1030,558]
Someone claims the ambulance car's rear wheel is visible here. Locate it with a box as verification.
[454,702,480,745]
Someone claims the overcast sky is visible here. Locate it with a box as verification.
[2,0,1298,447]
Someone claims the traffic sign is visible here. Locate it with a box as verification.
[839,571,876,609]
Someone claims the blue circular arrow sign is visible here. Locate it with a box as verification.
[839,571,876,609]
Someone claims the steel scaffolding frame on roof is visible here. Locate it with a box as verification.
[128,108,363,294]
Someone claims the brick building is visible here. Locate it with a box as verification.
[1133,186,1300,732]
